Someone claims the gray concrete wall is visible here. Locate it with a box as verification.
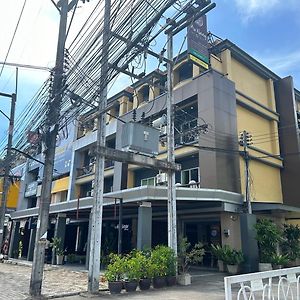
[274,76,300,207]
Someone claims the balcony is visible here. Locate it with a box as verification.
[77,164,95,177]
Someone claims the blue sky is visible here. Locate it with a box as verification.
[0,0,299,147]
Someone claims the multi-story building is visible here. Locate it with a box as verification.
[4,35,300,270]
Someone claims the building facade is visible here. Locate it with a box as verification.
[4,37,300,270]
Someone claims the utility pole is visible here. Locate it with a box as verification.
[29,0,68,296]
[88,0,111,293]
[166,31,177,255]
[239,130,252,214]
[0,92,16,250]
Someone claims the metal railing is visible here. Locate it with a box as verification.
[224,267,300,300]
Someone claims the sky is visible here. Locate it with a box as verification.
[0,0,299,145]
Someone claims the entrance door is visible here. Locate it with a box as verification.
[184,220,221,267]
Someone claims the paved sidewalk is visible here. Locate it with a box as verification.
[0,260,226,300]
[66,273,226,300]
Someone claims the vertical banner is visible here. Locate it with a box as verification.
[187,15,209,68]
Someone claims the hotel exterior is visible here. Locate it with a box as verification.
[2,33,300,270]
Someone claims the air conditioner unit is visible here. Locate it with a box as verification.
[156,172,168,184]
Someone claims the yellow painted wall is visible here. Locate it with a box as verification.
[239,158,282,203]
[0,179,20,209]
[237,105,278,155]
[231,59,272,109]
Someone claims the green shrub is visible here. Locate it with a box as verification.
[104,253,125,282]
[281,224,300,261]
[254,219,281,263]
[222,247,244,266]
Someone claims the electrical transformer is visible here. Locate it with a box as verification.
[121,122,160,156]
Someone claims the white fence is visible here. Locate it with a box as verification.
[224,267,300,300]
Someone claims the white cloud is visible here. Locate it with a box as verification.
[233,0,297,21]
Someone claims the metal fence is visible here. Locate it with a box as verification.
[224,267,300,300]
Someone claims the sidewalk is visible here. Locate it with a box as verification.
[0,259,226,300]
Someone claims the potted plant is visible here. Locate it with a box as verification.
[281,224,300,266]
[123,254,139,292]
[223,247,244,275]
[177,236,205,286]
[56,248,64,265]
[135,250,152,291]
[211,244,225,272]
[104,254,125,294]
[151,246,168,288]
[51,237,64,265]
[271,254,289,269]
[254,219,281,271]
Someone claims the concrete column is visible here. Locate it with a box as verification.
[27,228,36,261]
[51,213,66,264]
[86,212,92,270]
[240,213,259,273]
[67,149,81,201]
[8,221,20,258]
[137,203,152,250]
[220,212,241,250]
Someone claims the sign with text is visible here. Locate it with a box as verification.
[187,15,209,65]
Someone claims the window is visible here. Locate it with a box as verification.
[141,177,156,186]
[181,167,199,185]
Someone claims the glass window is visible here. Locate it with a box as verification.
[181,167,199,185]
[141,177,156,186]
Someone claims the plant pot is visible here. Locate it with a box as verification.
[227,264,238,275]
[124,280,138,292]
[139,278,151,290]
[108,281,123,294]
[218,260,225,272]
[273,264,283,270]
[153,276,166,288]
[177,274,191,286]
[258,263,272,272]
[56,255,64,265]
[166,275,176,286]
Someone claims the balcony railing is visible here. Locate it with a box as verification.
[77,164,95,177]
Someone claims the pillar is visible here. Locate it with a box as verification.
[137,202,152,250]
[51,213,66,264]
[8,221,20,258]
[27,228,36,261]
[86,212,92,270]
[240,213,259,273]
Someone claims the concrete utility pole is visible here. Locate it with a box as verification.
[0,92,16,250]
[239,130,252,214]
[166,32,177,255]
[29,0,68,296]
[88,0,111,293]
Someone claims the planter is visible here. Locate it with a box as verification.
[273,265,283,270]
[218,260,225,272]
[227,264,238,275]
[56,255,64,265]
[108,281,123,294]
[124,280,138,292]
[166,275,176,286]
[177,273,191,286]
[258,263,272,272]
[139,278,151,290]
[153,276,166,288]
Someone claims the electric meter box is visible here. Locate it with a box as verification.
[121,122,160,156]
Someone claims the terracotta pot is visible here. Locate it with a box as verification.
[166,276,176,286]
[153,276,166,288]
[139,278,151,290]
[108,281,123,294]
[124,280,138,292]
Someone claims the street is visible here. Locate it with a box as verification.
[0,261,226,300]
